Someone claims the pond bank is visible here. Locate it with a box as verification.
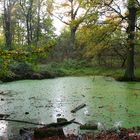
[19,126,140,140]
[1,65,140,82]
[0,71,65,82]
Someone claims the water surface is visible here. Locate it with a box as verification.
[0,76,140,138]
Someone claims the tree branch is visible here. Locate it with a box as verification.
[52,13,69,25]
[19,0,27,17]
[104,2,126,20]
[135,0,140,6]
[73,5,80,18]
[136,25,140,30]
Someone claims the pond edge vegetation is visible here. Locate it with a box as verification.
[1,59,140,83]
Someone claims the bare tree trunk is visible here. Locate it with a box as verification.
[121,57,126,68]
[29,0,33,42]
[26,17,31,45]
[20,0,33,45]
[3,0,12,50]
[124,0,136,80]
[68,0,79,58]
[36,0,42,46]
[69,27,76,57]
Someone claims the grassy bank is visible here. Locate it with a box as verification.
[1,59,140,82]
[37,62,124,78]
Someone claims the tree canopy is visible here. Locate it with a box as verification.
[0,0,140,81]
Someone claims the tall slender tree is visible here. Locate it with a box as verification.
[3,0,16,50]
[20,0,33,45]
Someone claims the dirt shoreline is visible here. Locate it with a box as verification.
[1,72,140,83]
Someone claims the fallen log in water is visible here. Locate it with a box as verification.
[71,103,86,113]
[0,118,45,126]
[47,119,75,127]
[0,114,10,118]
[34,127,65,139]
[80,124,98,130]
[0,118,75,128]
[19,119,76,139]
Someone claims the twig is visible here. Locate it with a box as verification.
[0,118,76,127]
[0,119,45,126]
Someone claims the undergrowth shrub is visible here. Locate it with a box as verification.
[10,62,34,75]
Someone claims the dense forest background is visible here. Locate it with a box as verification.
[0,0,140,81]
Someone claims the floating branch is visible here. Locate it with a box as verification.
[0,118,75,127]
[71,103,86,113]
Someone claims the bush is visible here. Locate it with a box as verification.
[10,62,34,75]
[62,59,87,69]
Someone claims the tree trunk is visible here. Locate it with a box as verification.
[70,28,76,48]
[124,1,136,81]
[25,0,33,45]
[36,0,41,46]
[29,8,33,42]
[68,27,76,58]
[121,57,126,68]
[3,3,12,50]
[26,17,31,45]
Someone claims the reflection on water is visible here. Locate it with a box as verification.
[0,76,140,138]
[0,121,8,140]
[113,121,122,128]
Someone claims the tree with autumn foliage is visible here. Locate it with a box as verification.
[0,0,56,79]
[80,0,140,81]
[48,0,99,56]
[103,0,139,80]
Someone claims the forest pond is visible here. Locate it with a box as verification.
[0,76,140,139]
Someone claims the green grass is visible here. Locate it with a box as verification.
[2,59,140,81]
[135,68,140,76]
[37,58,140,79]
[37,61,125,78]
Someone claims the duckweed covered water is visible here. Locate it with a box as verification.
[0,76,140,138]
